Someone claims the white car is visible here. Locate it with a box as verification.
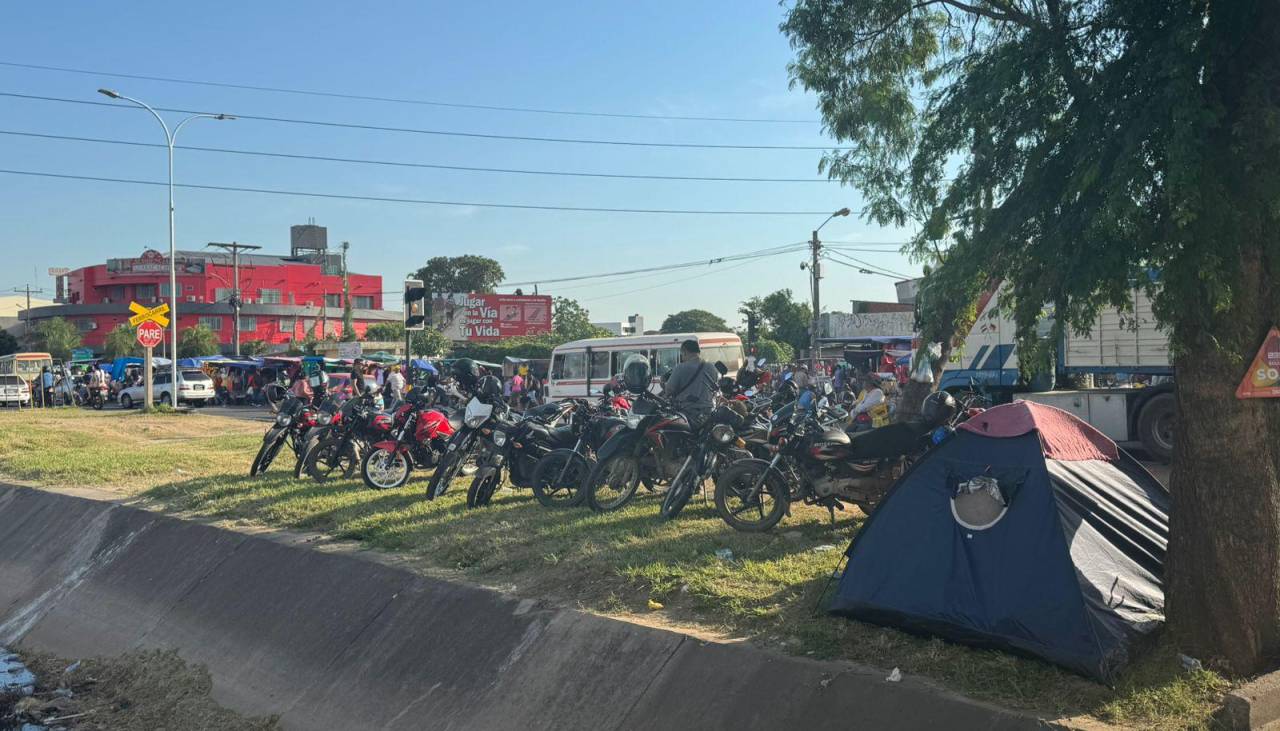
[118,368,216,408]
[0,375,31,407]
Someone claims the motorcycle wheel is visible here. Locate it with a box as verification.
[714,460,789,533]
[659,462,699,521]
[531,450,592,508]
[426,449,465,500]
[460,453,479,477]
[250,435,286,476]
[585,454,642,513]
[306,437,359,483]
[92,394,104,410]
[361,447,411,490]
[466,471,501,508]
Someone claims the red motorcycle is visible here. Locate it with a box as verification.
[360,389,457,490]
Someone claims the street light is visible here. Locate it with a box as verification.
[805,207,851,369]
[98,89,234,402]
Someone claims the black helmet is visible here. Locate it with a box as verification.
[477,374,502,401]
[921,391,958,426]
[452,358,480,389]
[622,354,651,394]
[718,376,737,397]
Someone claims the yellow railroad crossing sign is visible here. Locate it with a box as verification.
[128,301,170,328]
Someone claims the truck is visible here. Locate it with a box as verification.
[939,287,1175,460]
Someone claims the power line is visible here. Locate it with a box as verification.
[822,249,912,279]
[0,59,817,125]
[0,168,858,216]
[578,259,763,303]
[1,92,848,151]
[0,129,833,184]
[501,243,808,287]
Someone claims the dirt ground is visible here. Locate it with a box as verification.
[1,648,278,731]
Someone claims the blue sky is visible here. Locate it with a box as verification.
[0,1,918,327]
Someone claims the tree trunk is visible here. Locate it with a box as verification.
[896,339,953,422]
[1166,249,1280,675]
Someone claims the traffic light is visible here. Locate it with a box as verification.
[746,311,758,346]
[404,279,426,330]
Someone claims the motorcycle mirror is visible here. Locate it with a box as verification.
[714,361,728,376]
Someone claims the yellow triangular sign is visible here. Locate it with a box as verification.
[1237,326,1280,399]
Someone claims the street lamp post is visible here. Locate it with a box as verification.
[97,89,233,403]
[803,207,851,370]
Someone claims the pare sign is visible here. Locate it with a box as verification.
[1237,327,1280,399]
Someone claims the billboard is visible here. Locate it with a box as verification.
[431,293,552,341]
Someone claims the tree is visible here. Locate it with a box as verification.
[340,302,357,342]
[552,297,610,342]
[411,255,505,295]
[740,290,811,355]
[240,340,271,357]
[363,322,404,343]
[0,329,18,357]
[30,317,81,361]
[785,0,1280,673]
[660,309,730,334]
[410,328,452,358]
[178,324,220,358]
[752,337,793,366]
[103,324,142,359]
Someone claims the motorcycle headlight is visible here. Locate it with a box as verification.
[275,414,291,427]
[492,430,507,447]
[318,414,333,425]
[711,424,735,445]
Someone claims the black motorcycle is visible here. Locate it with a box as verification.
[300,390,384,482]
[658,403,758,520]
[426,375,505,500]
[713,391,963,532]
[292,393,343,478]
[465,400,577,508]
[249,395,314,476]
[530,396,631,509]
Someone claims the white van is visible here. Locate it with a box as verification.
[547,332,744,401]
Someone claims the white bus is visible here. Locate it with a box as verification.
[547,332,744,401]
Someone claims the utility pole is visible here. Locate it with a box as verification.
[809,229,821,370]
[207,242,261,356]
[12,285,46,332]
[340,241,355,340]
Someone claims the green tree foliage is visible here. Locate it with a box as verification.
[240,340,271,357]
[784,0,1280,672]
[410,328,451,358]
[659,309,730,334]
[177,324,220,358]
[752,337,793,365]
[739,290,811,355]
[411,255,505,295]
[0,329,19,357]
[103,324,142,359]
[30,317,81,361]
[362,322,404,342]
[551,297,610,342]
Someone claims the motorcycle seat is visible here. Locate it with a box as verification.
[846,421,929,460]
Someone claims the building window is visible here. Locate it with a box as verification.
[352,295,374,310]
[277,318,291,333]
[325,293,342,308]
[238,316,257,331]
[160,283,172,297]
[136,284,157,300]
[199,316,223,331]
[110,285,125,300]
[259,288,282,304]
[214,288,233,303]
[75,319,95,333]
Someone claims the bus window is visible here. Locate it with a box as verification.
[611,349,648,376]
[589,351,611,381]
[554,352,586,380]
[703,344,745,372]
[655,347,680,377]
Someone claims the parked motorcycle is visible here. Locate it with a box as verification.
[360,386,456,490]
[300,390,383,482]
[249,395,315,476]
[424,374,507,499]
[465,399,578,508]
[88,384,108,410]
[712,391,962,532]
[657,402,761,520]
[530,395,632,508]
[293,394,344,478]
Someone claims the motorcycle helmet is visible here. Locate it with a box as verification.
[718,376,737,398]
[452,358,480,391]
[477,374,502,402]
[921,390,958,427]
[622,354,651,394]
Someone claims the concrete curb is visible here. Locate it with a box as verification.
[1223,670,1280,729]
[0,484,1046,730]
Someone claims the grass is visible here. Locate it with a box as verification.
[0,410,1230,729]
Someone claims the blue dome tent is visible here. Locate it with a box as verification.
[830,400,1169,682]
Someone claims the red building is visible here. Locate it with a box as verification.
[30,245,397,353]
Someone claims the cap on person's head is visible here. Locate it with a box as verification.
[680,339,700,355]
